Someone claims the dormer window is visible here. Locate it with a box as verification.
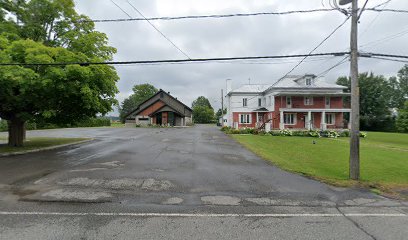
[306,78,312,86]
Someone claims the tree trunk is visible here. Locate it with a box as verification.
[8,119,25,147]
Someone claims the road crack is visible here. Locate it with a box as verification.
[336,206,378,240]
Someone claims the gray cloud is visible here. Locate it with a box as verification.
[76,0,408,114]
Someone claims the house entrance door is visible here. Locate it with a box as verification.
[156,113,162,125]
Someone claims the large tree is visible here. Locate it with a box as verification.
[192,96,214,123]
[119,84,158,122]
[396,101,408,133]
[336,72,405,131]
[0,0,119,147]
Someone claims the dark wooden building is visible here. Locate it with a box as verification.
[125,90,192,127]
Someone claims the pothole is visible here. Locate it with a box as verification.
[201,195,241,206]
[58,177,173,191]
[162,197,184,205]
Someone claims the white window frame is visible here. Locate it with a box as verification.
[286,96,292,108]
[325,96,331,108]
[325,113,335,125]
[284,113,296,125]
[306,78,312,86]
[268,96,272,106]
[239,114,252,124]
[243,98,248,107]
[304,97,313,105]
[258,98,262,107]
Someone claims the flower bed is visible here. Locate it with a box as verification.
[220,126,367,138]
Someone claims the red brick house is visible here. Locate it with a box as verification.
[225,74,351,130]
[125,90,192,126]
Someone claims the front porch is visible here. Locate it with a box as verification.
[277,108,351,130]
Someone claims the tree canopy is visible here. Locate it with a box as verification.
[396,101,408,133]
[336,70,407,131]
[192,96,214,123]
[119,84,158,122]
[0,0,119,146]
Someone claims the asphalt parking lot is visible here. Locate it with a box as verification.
[0,125,407,240]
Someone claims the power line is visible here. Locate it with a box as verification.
[360,27,408,49]
[110,0,133,18]
[76,8,340,23]
[370,8,408,13]
[272,16,351,86]
[71,8,407,24]
[367,56,408,63]
[360,0,392,37]
[369,52,408,59]
[126,0,191,59]
[316,56,349,77]
[0,52,349,66]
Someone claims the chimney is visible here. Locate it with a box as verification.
[226,79,232,95]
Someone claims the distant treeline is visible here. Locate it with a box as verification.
[0,118,111,132]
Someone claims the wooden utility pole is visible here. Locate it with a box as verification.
[349,0,360,180]
[221,89,224,126]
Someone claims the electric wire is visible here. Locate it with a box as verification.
[272,16,351,87]
[0,52,349,66]
[126,0,191,59]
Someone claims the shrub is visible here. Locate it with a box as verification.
[220,126,231,132]
[279,129,293,136]
[135,124,141,128]
[339,130,350,137]
[308,130,321,138]
[360,132,367,138]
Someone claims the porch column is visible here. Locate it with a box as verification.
[307,111,312,130]
[321,111,327,130]
[256,112,259,128]
[279,110,284,130]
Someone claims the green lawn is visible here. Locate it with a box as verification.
[109,122,125,128]
[232,132,408,193]
[0,137,90,154]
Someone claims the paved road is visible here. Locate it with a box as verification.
[0,125,407,239]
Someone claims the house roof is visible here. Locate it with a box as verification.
[228,84,270,94]
[124,89,192,119]
[271,77,347,89]
[228,75,346,95]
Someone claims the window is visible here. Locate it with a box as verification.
[284,113,296,125]
[325,97,331,107]
[286,96,292,107]
[268,96,272,106]
[325,113,335,125]
[243,98,248,107]
[258,98,262,107]
[306,78,312,86]
[304,97,313,105]
[239,114,251,124]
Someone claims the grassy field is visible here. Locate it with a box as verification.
[109,122,125,128]
[0,137,90,154]
[232,132,408,196]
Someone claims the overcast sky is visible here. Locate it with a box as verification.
[75,0,408,115]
